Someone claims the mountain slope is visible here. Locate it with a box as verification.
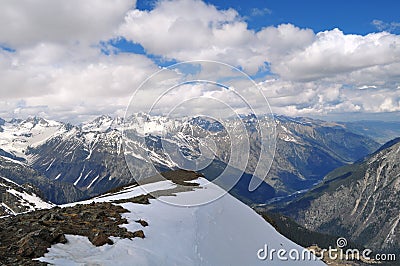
[31,171,323,265]
[0,175,53,216]
[340,120,400,144]
[0,155,86,204]
[263,116,379,195]
[277,138,400,252]
[0,116,135,199]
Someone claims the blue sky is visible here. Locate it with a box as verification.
[138,0,400,34]
[221,0,399,34]
[0,0,399,122]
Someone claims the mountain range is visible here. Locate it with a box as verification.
[0,114,399,264]
[0,111,393,208]
[0,114,383,206]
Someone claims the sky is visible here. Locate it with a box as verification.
[0,0,400,123]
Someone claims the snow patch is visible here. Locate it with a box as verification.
[87,175,100,189]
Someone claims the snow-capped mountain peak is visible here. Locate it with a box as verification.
[0,117,67,159]
[81,115,122,133]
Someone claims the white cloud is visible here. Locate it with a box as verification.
[117,0,400,99]
[0,0,400,122]
[372,19,400,33]
[273,29,400,82]
[118,0,266,73]
[0,48,160,122]
[118,1,400,93]
[0,0,162,123]
[250,7,272,16]
[0,0,134,48]
[256,24,315,63]
[260,79,400,116]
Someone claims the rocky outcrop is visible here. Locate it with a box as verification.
[0,201,147,265]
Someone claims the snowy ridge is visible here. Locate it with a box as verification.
[38,178,322,265]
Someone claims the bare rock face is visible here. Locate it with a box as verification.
[16,228,66,258]
[281,138,400,252]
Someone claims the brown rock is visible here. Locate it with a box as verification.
[133,230,145,239]
[50,228,67,244]
[135,219,149,227]
[90,232,113,246]
[17,236,35,257]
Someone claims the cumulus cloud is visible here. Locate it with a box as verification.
[273,29,400,82]
[0,47,160,122]
[118,0,266,73]
[0,0,400,122]
[118,1,400,89]
[0,0,161,123]
[0,0,134,48]
[115,0,400,117]
[260,78,400,117]
[118,1,314,75]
